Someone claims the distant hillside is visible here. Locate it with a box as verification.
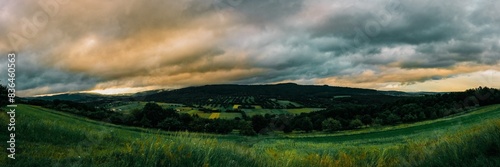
[153,83,377,96]
[143,83,400,106]
[26,93,112,102]
[25,89,166,102]
[26,83,419,106]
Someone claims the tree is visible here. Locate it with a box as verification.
[251,115,269,134]
[373,117,383,126]
[212,119,233,134]
[430,110,438,119]
[131,108,144,121]
[158,118,182,131]
[139,116,152,128]
[297,117,313,133]
[402,114,417,122]
[239,121,257,136]
[322,118,342,132]
[142,103,179,127]
[178,113,194,130]
[283,124,293,133]
[349,119,364,129]
[418,111,426,120]
[385,113,401,125]
[189,118,207,132]
[361,115,373,125]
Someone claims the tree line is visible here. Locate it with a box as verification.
[16,87,500,136]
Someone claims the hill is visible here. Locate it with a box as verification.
[146,83,379,97]
[26,83,409,108]
[26,93,115,102]
[143,83,407,107]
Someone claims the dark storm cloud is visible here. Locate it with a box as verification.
[19,51,101,94]
[304,0,499,70]
[214,0,303,26]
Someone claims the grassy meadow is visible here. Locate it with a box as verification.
[108,101,324,120]
[1,104,500,166]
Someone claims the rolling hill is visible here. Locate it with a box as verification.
[25,83,412,108]
[143,83,411,106]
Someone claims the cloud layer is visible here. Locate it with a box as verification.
[1,0,499,96]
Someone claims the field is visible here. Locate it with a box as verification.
[285,108,325,114]
[209,113,220,119]
[107,101,185,114]
[1,104,500,166]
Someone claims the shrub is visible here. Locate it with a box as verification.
[349,119,364,129]
[322,118,342,132]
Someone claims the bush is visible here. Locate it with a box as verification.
[251,115,269,134]
[349,119,364,129]
[158,118,182,131]
[240,121,257,136]
[322,118,342,132]
[296,117,313,133]
[385,113,401,125]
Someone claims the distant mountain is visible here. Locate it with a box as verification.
[25,89,168,102]
[379,90,445,96]
[143,83,389,104]
[151,83,375,96]
[26,84,430,106]
[26,93,115,102]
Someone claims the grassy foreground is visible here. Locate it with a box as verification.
[1,104,500,166]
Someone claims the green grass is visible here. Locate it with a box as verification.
[333,95,351,99]
[110,102,184,114]
[276,100,303,108]
[110,101,146,114]
[242,108,325,117]
[219,112,242,119]
[285,108,325,114]
[112,101,325,119]
[1,104,500,166]
[242,109,289,117]
[286,105,500,144]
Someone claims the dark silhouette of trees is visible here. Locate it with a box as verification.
[349,119,364,129]
[322,118,342,132]
[239,121,257,136]
[141,103,178,126]
[295,117,313,133]
[158,118,182,131]
[251,115,269,134]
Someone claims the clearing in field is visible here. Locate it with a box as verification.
[285,108,325,114]
[333,95,351,98]
[219,112,241,119]
[110,102,185,114]
[242,109,289,117]
[253,105,263,109]
[277,100,303,107]
[209,113,220,119]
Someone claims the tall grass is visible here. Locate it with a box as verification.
[1,105,499,166]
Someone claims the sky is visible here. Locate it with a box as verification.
[0,0,499,96]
